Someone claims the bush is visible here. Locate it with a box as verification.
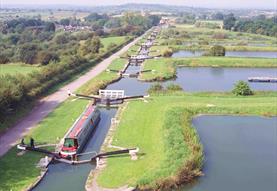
[206,45,226,57]
[37,51,60,65]
[107,43,117,51]
[166,83,183,91]
[148,83,164,93]
[162,49,173,57]
[0,53,10,64]
[232,81,253,96]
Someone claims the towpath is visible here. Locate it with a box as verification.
[0,33,145,157]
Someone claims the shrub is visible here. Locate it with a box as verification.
[37,51,59,65]
[166,83,183,91]
[148,83,164,93]
[206,45,226,57]
[232,81,253,96]
[162,49,173,57]
[0,53,9,64]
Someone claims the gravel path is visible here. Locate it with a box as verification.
[0,34,144,157]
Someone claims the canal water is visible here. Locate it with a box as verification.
[179,115,277,191]
[33,108,117,191]
[172,50,277,58]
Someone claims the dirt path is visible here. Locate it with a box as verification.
[0,34,144,157]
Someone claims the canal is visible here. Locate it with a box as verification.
[32,29,277,191]
[33,108,117,191]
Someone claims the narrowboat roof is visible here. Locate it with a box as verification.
[68,104,96,138]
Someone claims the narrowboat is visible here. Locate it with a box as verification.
[59,104,100,158]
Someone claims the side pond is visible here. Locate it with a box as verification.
[179,115,277,191]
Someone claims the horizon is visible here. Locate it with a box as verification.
[1,0,276,10]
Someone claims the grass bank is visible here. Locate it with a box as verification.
[140,57,277,81]
[0,63,39,76]
[97,92,277,190]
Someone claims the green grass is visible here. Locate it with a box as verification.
[101,36,129,52]
[28,99,89,144]
[97,92,277,189]
[0,98,89,191]
[0,148,44,191]
[0,63,39,75]
[77,58,127,95]
[141,57,277,81]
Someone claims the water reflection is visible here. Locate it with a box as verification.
[172,50,277,58]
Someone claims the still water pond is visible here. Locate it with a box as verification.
[179,115,277,191]
[106,67,277,93]
[174,67,277,92]
[33,108,117,191]
[172,50,277,58]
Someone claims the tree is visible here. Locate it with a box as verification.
[213,12,224,20]
[105,18,122,28]
[44,22,55,32]
[60,18,70,26]
[54,33,68,44]
[0,53,9,64]
[223,13,236,30]
[79,36,102,56]
[90,37,101,54]
[37,51,59,65]
[18,44,38,64]
[162,49,173,57]
[207,45,226,56]
[232,81,253,96]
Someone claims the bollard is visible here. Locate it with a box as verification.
[96,157,100,168]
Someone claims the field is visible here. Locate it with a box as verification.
[97,92,277,189]
[100,36,130,52]
[0,10,90,21]
[0,63,39,75]
[154,24,277,52]
[140,57,277,81]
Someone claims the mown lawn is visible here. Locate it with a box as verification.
[0,148,44,191]
[0,99,89,191]
[141,57,277,81]
[97,92,277,189]
[0,63,39,75]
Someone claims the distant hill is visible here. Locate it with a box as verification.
[2,3,274,15]
[1,3,215,13]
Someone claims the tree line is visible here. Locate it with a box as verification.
[0,13,160,130]
[224,14,277,37]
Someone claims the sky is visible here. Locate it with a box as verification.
[1,0,276,9]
